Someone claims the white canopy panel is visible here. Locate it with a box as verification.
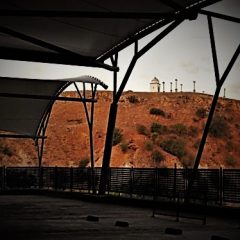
[0,76,106,137]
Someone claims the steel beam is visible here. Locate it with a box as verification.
[99,19,184,194]
[0,92,97,103]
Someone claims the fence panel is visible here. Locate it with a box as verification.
[0,167,3,189]
[187,169,220,201]
[132,168,155,196]
[157,168,175,198]
[109,168,131,194]
[5,167,38,189]
[223,169,240,203]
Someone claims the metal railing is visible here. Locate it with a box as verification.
[0,166,239,205]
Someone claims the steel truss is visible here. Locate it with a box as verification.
[0,81,100,193]
[99,9,240,195]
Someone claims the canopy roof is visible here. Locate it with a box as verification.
[0,0,218,70]
[0,0,218,138]
[0,75,107,138]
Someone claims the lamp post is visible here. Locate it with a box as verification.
[223,88,226,98]
[170,82,173,92]
[175,79,178,92]
[193,81,196,93]
[180,83,183,92]
[162,81,165,92]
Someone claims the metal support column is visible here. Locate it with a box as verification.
[186,15,240,202]
[99,18,184,194]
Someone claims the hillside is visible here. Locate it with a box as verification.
[1,91,240,168]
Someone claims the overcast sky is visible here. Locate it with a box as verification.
[0,0,239,99]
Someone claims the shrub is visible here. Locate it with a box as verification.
[170,123,188,136]
[180,153,195,167]
[193,139,201,149]
[151,122,167,134]
[113,128,123,146]
[196,107,207,119]
[120,141,129,153]
[136,124,148,136]
[160,138,186,158]
[209,115,229,138]
[150,108,165,117]
[188,126,198,137]
[151,150,165,163]
[127,95,139,103]
[225,155,236,167]
[79,157,89,167]
[144,140,153,151]
[2,146,13,156]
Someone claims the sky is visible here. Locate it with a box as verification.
[0,0,239,99]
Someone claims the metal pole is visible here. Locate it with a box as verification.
[170,82,173,92]
[175,79,178,92]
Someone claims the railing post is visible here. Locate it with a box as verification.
[219,167,223,206]
[54,166,58,191]
[70,167,73,192]
[173,163,177,201]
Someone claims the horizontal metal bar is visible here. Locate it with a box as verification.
[0,47,118,72]
[0,134,46,139]
[98,0,220,61]
[0,10,171,19]
[0,92,97,103]
[200,10,240,23]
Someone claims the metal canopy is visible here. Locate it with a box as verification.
[0,75,107,138]
[0,0,218,69]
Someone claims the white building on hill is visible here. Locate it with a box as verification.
[150,77,160,92]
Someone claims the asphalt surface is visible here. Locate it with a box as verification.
[0,195,239,240]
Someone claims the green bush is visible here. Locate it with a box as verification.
[150,108,165,117]
[160,138,186,158]
[79,157,90,167]
[196,107,207,119]
[151,150,165,163]
[170,123,188,136]
[144,140,153,151]
[120,141,129,153]
[151,122,167,134]
[209,115,229,138]
[136,124,148,136]
[113,128,123,146]
[127,95,139,103]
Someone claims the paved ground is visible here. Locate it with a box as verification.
[0,195,239,240]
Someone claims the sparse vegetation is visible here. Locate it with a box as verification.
[151,122,167,134]
[196,107,207,119]
[225,155,236,167]
[136,124,148,136]
[151,150,165,163]
[113,128,123,146]
[180,153,195,167]
[209,115,230,138]
[193,139,201,149]
[188,126,198,137]
[149,108,165,117]
[120,141,129,153]
[170,123,188,136]
[144,140,153,151]
[0,140,13,157]
[160,138,186,158]
[127,95,139,103]
[79,157,90,167]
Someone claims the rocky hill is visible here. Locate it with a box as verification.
[1,91,240,169]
